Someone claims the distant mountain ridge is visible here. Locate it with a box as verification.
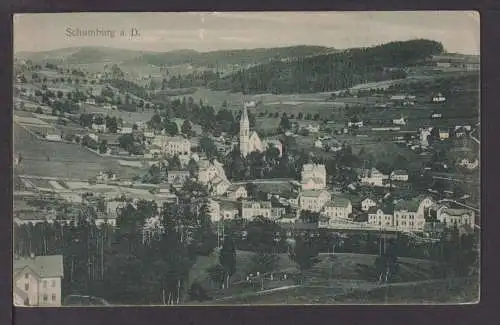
[15,45,336,68]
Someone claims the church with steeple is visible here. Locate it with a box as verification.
[238,106,282,158]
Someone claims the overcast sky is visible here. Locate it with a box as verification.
[14,12,480,54]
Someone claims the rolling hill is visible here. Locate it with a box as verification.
[15,45,335,69]
[208,39,446,94]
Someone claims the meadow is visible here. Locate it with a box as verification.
[14,123,141,180]
[189,250,440,305]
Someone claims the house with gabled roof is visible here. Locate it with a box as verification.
[323,196,353,219]
[13,255,64,307]
[367,205,394,229]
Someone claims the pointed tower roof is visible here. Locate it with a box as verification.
[240,106,249,124]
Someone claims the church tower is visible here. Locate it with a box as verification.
[239,106,250,157]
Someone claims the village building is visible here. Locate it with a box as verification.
[118,126,133,134]
[300,163,327,190]
[390,170,409,182]
[226,184,248,200]
[13,255,64,307]
[153,135,191,157]
[393,196,434,232]
[392,116,406,126]
[432,93,446,103]
[360,168,389,187]
[91,123,107,133]
[241,200,272,220]
[439,130,450,140]
[367,206,394,228]
[299,190,331,212]
[361,197,378,211]
[323,196,353,219]
[45,133,62,142]
[167,170,191,186]
[459,158,479,170]
[436,206,475,230]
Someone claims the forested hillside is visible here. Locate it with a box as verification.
[131,45,333,68]
[209,39,445,94]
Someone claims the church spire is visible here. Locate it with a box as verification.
[241,105,249,123]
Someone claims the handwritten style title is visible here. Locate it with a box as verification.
[65,27,140,38]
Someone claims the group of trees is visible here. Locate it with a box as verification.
[146,112,193,137]
[79,113,122,133]
[14,195,219,305]
[209,40,444,94]
[152,97,256,136]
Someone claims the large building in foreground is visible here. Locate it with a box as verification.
[13,255,64,307]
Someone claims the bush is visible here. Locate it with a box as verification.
[188,282,211,302]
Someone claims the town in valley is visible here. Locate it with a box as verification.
[13,12,480,306]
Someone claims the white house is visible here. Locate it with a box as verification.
[360,168,389,187]
[13,255,64,307]
[431,113,442,119]
[436,206,475,229]
[45,134,62,142]
[393,196,434,232]
[314,139,323,148]
[432,93,446,103]
[367,206,394,229]
[392,116,406,126]
[241,200,272,220]
[390,170,409,182]
[348,121,364,128]
[301,164,327,190]
[154,135,191,157]
[459,158,479,170]
[85,98,96,105]
[439,130,450,140]
[323,197,352,219]
[119,126,133,134]
[91,123,107,133]
[361,197,378,211]
[226,185,248,200]
[299,190,331,212]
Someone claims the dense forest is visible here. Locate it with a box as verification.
[208,39,444,94]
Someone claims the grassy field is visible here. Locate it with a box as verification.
[14,123,142,180]
[187,250,439,304]
[333,277,479,304]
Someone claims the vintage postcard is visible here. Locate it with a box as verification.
[13,12,480,306]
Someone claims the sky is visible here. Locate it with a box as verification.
[13,12,480,55]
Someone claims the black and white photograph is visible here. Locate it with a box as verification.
[13,12,480,306]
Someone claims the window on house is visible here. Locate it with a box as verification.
[24,283,29,291]
[51,294,56,301]
[24,273,29,279]
[51,280,56,288]
[43,294,48,302]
